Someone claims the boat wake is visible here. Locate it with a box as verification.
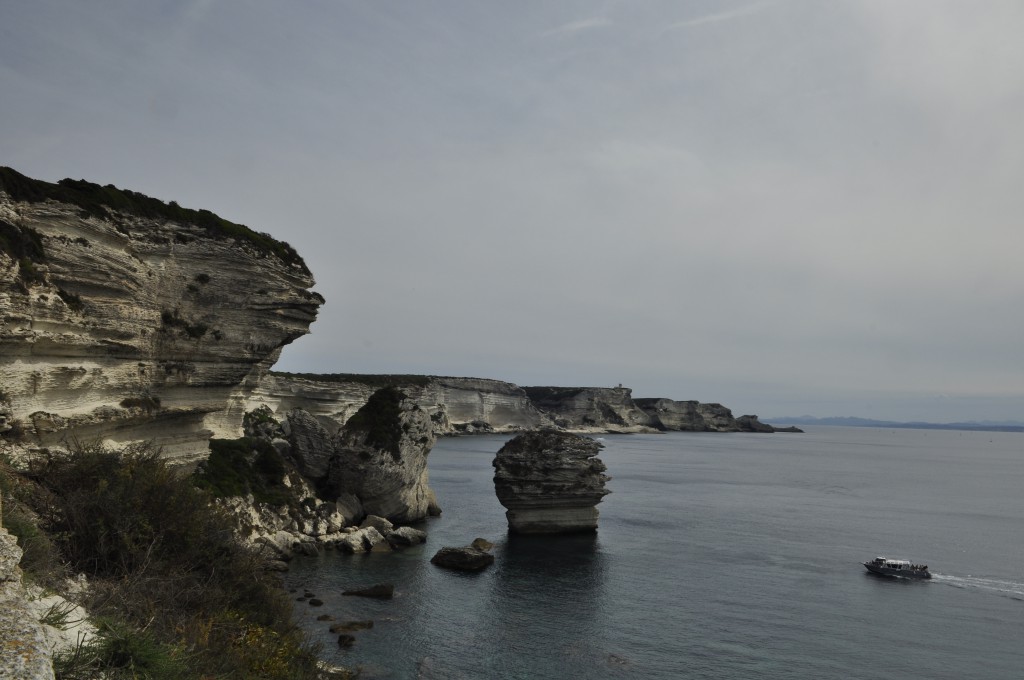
[931,574,1024,601]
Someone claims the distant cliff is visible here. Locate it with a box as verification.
[0,167,322,462]
[249,373,554,434]
[250,374,793,435]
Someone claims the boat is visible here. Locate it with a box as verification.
[863,556,931,579]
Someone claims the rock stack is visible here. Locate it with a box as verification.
[493,430,610,534]
[330,387,442,523]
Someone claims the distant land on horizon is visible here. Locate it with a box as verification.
[767,416,1024,433]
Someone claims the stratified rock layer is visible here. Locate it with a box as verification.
[521,386,656,433]
[493,430,610,534]
[248,374,554,435]
[0,168,321,462]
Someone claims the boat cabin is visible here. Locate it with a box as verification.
[870,557,927,571]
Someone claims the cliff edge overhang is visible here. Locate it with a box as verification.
[0,167,323,461]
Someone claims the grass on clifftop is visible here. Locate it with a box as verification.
[2,442,344,679]
[0,166,310,275]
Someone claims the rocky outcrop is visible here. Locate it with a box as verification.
[520,386,657,433]
[0,168,321,463]
[493,430,611,534]
[0,490,55,680]
[331,387,441,523]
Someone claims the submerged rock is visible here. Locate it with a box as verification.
[430,546,494,571]
[330,620,374,633]
[493,430,611,534]
[342,583,395,599]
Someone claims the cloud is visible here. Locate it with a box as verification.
[541,16,612,37]
[665,1,775,31]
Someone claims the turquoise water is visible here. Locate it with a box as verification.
[284,427,1024,679]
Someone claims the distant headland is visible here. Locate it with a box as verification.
[767,415,1024,433]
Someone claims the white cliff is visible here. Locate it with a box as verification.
[248,373,554,435]
[0,168,321,463]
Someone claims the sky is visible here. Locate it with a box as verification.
[2,1,1023,423]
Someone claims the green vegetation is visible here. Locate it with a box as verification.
[344,386,407,459]
[160,309,209,339]
[521,386,585,403]
[56,287,84,312]
[118,396,161,413]
[0,166,309,275]
[1,218,48,288]
[194,437,292,506]
[0,442,343,679]
[271,371,432,387]
[0,217,45,262]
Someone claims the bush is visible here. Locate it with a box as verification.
[20,442,332,679]
[343,386,407,459]
[195,437,292,506]
[119,396,161,412]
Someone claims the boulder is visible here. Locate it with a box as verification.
[286,409,336,481]
[359,515,394,534]
[385,526,427,547]
[471,537,493,552]
[334,493,364,525]
[336,527,386,554]
[430,546,495,571]
[493,430,611,534]
[342,583,394,599]
[330,620,374,633]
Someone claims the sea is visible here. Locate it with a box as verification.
[283,427,1024,679]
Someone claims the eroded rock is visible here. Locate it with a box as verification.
[493,430,611,534]
[330,387,440,523]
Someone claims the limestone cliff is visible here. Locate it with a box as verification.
[521,385,657,433]
[635,398,793,433]
[249,374,795,436]
[248,373,554,435]
[0,167,321,462]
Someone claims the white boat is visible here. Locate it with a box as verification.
[863,556,931,579]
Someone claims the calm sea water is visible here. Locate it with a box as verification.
[284,427,1024,679]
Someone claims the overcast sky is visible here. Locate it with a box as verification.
[3,1,1023,422]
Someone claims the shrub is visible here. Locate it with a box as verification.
[19,441,333,678]
[56,287,84,312]
[195,437,292,506]
[343,386,407,459]
[118,396,161,413]
[159,309,208,339]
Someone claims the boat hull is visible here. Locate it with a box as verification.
[864,563,931,579]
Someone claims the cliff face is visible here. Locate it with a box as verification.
[521,386,657,433]
[0,168,321,462]
[250,374,793,436]
[248,374,554,435]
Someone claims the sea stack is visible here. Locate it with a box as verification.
[330,387,442,523]
[493,430,611,534]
